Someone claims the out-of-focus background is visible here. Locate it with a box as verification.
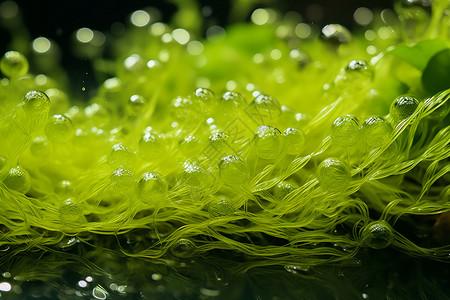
[0,0,394,97]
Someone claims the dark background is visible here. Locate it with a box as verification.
[0,0,394,97]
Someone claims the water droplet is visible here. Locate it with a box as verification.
[208,195,235,217]
[274,181,298,200]
[0,51,28,78]
[3,166,31,194]
[108,143,133,167]
[362,116,392,148]
[247,94,282,122]
[139,131,164,159]
[283,128,306,155]
[321,24,352,44]
[390,96,419,121]
[138,172,168,204]
[110,168,136,195]
[45,114,74,142]
[30,136,50,157]
[362,220,394,249]
[180,161,210,189]
[55,180,74,196]
[59,198,83,224]
[171,238,196,258]
[253,125,284,160]
[219,91,246,110]
[218,155,249,186]
[330,115,360,147]
[317,158,351,193]
[22,90,50,116]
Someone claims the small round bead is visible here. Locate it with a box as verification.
[208,195,235,217]
[330,116,360,147]
[248,94,282,122]
[253,125,284,160]
[317,158,351,193]
[283,128,306,155]
[108,143,133,167]
[0,51,29,78]
[3,166,31,194]
[219,91,246,110]
[30,136,50,157]
[180,161,209,188]
[45,114,74,142]
[22,90,50,116]
[139,132,164,159]
[362,117,393,148]
[193,87,215,103]
[128,94,147,113]
[55,180,74,196]
[110,168,136,195]
[362,220,394,249]
[273,181,298,200]
[390,96,419,121]
[138,172,168,204]
[218,155,248,185]
[59,198,83,224]
[170,238,196,258]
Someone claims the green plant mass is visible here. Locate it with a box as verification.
[0,1,449,299]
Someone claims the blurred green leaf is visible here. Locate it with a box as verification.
[389,40,447,70]
[422,48,450,94]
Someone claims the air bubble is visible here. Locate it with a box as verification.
[317,158,351,193]
[208,195,235,217]
[108,143,133,167]
[362,117,393,148]
[208,132,229,153]
[247,94,282,122]
[128,95,147,113]
[390,96,419,121]
[55,180,74,196]
[283,128,306,155]
[138,172,168,204]
[321,24,352,44]
[219,91,246,110]
[180,161,210,189]
[0,51,29,78]
[218,155,248,185]
[330,116,360,147]
[345,60,372,79]
[170,238,196,258]
[170,97,201,121]
[45,114,74,142]
[30,136,50,157]
[3,166,31,194]
[193,87,215,103]
[253,125,284,160]
[22,91,50,116]
[274,181,298,200]
[59,198,83,224]
[110,168,136,195]
[362,220,394,249]
[139,132,164,159]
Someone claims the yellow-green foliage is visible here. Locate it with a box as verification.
[0,2,449,273]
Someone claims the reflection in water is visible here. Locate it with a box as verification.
[0,243,448,299]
